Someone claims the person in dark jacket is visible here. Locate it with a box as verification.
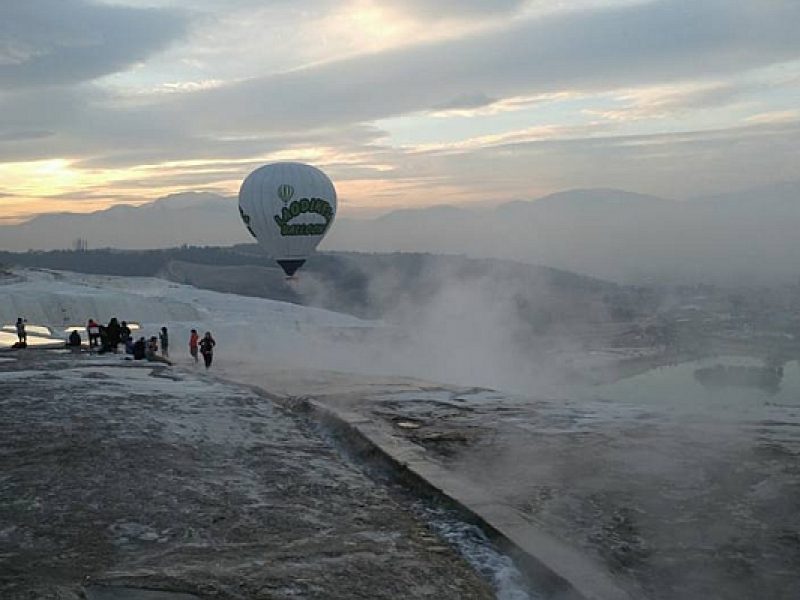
[132,337,146,360]
[159,327,169,358]
[106,318,121,352]
[67,330,82,352]
[120,321,132,344]
[97,325,110,354]
[199,332,216,369]
[16,317,27,343]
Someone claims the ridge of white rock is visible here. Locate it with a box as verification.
[0,269,379,372]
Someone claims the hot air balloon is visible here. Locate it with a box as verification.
[238,162,337,277]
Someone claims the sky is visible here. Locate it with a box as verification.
[1,0,799,224]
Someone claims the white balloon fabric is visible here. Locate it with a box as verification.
[238,162,337,276]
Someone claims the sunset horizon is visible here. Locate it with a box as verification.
[2,0,799,225]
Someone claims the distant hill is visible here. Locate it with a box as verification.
[2,183,799,284]
[160,260,302,305]
[0,192,251,251]
[327,183,800,285]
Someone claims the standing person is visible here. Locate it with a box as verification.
[87,319,100,348]
[106,318,121,352]
[199,332,216,370]
[159,326,169,358]
[97,325,111,354]
[120,321,132,344]
[15,318,26,345]
[189,329,199,364]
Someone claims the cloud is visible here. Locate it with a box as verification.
[745,109,800,125]
[433,92,497,112]
[4,0,799,160]
[407,123,595,154]
[428,91,581,117]
[0,130,53,142]
[1,0,799,219]
[0,80,389,172]
[582,81,753,122]
[0,0,187,87]
[382,0,526,19]
[409,119,800,200]
[168,0,800,135]
[0,84,187,163]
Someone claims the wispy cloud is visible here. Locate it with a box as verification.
[582,82,751,122]
[0,0,186,88]
[745,109,800,125]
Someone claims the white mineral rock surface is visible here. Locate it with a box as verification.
[3,268,799,600]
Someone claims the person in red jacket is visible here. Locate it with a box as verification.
[87,319,100,348]
[189,329,199,364]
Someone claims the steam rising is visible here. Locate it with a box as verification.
[244,256,616,394]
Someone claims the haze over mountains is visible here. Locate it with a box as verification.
[2,183,798,285]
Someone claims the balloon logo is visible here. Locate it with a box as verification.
[277,184,294,204]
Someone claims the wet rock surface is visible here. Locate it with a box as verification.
[231,368,800,600]
[0,350,493,600]
[384,390,800,599]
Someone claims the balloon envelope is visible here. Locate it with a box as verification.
[238,162,337,276]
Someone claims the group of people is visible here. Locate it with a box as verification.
[10,315,217,369]
[11,315,216,369]
[132,327,216,368]
[190,329,217,369]
[128,326,171,364]
[83,317,134,353]
[78,318,216,369]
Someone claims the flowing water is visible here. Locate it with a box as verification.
[416,503,543,600]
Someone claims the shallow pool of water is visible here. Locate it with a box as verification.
[0,330,62,347]
[581,356,800,415]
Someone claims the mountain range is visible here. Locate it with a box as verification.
[2,183,798,285]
